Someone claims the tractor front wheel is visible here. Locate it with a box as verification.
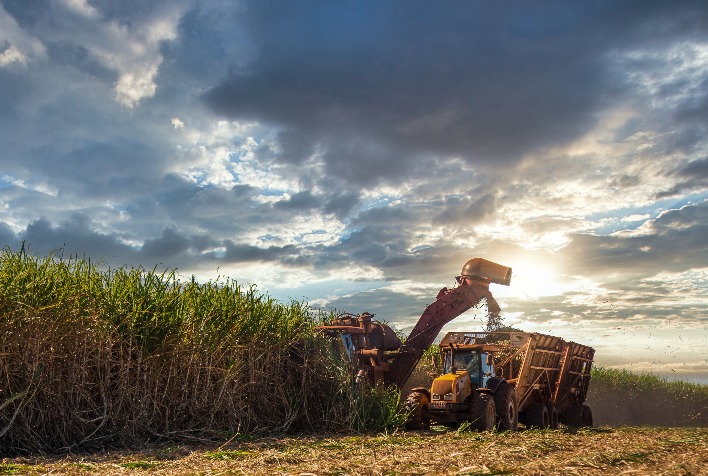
[494,382,519,431]
[404,391,430,431]
[470,394,496,431]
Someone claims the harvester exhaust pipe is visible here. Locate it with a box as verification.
[460,258,512,286]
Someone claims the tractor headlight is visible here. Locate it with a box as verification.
[444,393,453,401]
[432,393,440,401]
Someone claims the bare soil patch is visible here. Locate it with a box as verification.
[2,427,705,475]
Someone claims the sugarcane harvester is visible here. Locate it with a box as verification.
[316,258,595,431]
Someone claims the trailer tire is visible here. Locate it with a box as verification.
[470,394,496,431]
[494,382,518,431]
[581,405,593,427]
[559,404,583,427]
[526,402,549,429]
[404,391,430,431]
[546,404,560,429]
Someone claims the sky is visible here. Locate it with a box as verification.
[0,0,706,382]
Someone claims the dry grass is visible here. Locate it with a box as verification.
[1,427,705,475]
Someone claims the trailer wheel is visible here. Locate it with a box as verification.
[404,391,430,431]
[581,405,593,427]
[546,404,560,429]
[526,402,549,429]
[494,383,518,431]
[470,394,496,431]
[559,404,583,427]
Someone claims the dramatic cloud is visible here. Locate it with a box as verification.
[0,0,706,382]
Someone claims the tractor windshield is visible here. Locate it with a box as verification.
[444,350,481,382]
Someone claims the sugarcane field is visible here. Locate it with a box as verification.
[0,251,705,475]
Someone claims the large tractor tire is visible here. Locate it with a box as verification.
[493,382,519,431]
[546,404,560,429]
[526,402,549,429]
[470,394,496,431]
[404,391,431,431]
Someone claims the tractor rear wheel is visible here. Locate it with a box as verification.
[404,391,430,431]
[526,402,549,429]
[546,404,560,429]
[470,394,496,431]
[494,382,518,431]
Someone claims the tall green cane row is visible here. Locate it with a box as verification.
[0,247,403,454]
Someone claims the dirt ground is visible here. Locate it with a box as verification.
[2,426,706,475]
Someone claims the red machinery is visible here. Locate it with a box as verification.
[316,258,512,389]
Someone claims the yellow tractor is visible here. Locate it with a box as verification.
[406,334,516,431]
[406,331,594,430]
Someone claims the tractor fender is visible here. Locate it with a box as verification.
[485,377,506,394]
[409,387,431,401]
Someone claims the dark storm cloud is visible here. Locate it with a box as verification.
[675,81,708,127]
[323,287,436,330]
[0,222,17,247]
[203,1,708,184]
[434,192,497,226]
[679,158,708,179]
[222,240,299,263]
[323,192,361,220]
[140,227,192,260]
[657,158,708,198]
[13,213,303,270]
[21,215,137,264]
[560,201,708,280]
[273,190,320,211]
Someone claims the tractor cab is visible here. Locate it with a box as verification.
[439,332,500,389]
[441,345,496,388]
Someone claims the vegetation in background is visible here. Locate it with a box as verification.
[587,367,708,427]
[0,247,404,454]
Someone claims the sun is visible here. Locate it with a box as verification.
[494,256,570,299]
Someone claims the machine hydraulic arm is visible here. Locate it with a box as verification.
[316,258,512,390]
[385,280,501,388]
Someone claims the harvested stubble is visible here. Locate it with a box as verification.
[0,248,402,454]
[2,427,706,475]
